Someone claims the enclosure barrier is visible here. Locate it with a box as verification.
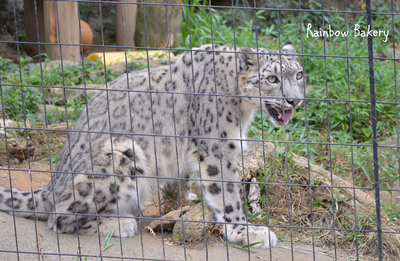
[0,0,399,260]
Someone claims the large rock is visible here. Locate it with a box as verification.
[172,203,216,244]
[147,206,191,232]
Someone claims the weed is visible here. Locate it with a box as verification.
[71,230,117,261]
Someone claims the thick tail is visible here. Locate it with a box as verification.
[0,186,49,221]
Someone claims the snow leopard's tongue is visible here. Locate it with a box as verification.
[277,108,293,122]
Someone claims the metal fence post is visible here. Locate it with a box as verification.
[366,0,383,260]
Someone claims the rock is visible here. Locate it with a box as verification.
[147,206,191,232]
[172,203,215,244]
[0,120,18,136]
[248,177,262,215]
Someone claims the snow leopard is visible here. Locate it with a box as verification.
[0,42,304,248]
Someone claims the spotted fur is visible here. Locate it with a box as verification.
[0,43,304,247]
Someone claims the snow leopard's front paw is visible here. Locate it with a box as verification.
[227,224,277,249]
[100,216,138,238]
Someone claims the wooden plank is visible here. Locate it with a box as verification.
[43,1,80,62]
[43,0,57,59]
[116,0,137,48]
[57,1,80,61]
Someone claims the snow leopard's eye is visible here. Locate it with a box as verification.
[296,71,303,80]
[267,76,279,83]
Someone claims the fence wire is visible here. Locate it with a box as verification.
[0,0,399,260]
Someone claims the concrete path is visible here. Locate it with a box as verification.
[0,211,334,261]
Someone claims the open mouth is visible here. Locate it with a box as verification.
[265,104,293,125]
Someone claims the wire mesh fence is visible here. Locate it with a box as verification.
[0,0,399,260]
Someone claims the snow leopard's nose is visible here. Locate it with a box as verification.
[286,99,301,107]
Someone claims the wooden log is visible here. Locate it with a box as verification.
[116,0,137,48]
[43,1,80,62]
[135,0,182,47]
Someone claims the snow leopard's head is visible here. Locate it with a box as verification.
[239,42,305,127]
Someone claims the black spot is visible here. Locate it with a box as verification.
[109,183,119,194]
[22,192,31,196]
[56,216,69,230]
[208,183,221,194]
[68,201,89,214]
[182,54,192,66]
[221,131,227,138]
[128,166,143,177]
[97,205,107,213]
[112,105,127,118]
[241,216,245,221]
[110,197,117,204]
[228,143,236,149]
[227,182,234,193]
[60,192,72,202]
[236,217,240,221]
[227,161,232,169]
[27,198,37,210]
[115,169,126,181]
[161,137,171,144]
[123,149,134,161]
[135,167,144,174]
[93,190,106,204]
[121,156,130,165]
[77,217,91,229]
[76,182,93,198]
[236,201,241,210]
[225,205,234,214]
[207,165,219,177]
[226,217,232,222]
[199,155,205,162]
[211,143,219,153]
[41,190,49,202]
[80,144,86,149]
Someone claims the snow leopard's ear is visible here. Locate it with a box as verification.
[281,41,296,54]
[239,47,258,71]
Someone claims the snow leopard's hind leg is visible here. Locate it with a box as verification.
[47,136,148,237]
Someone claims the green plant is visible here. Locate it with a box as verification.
[179,0,267,48]
[0,56,119,123]
[71,230,117,261]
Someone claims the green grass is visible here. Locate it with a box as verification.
[180,0,400,190]
[0,55,121,124]
[71,229,118,261]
